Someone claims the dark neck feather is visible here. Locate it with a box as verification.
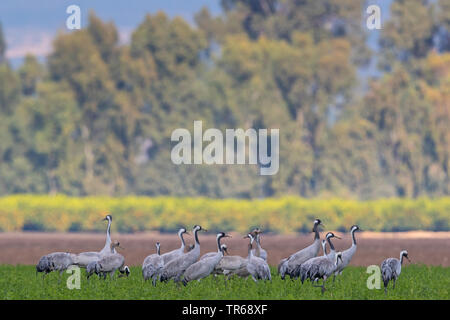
[194,228,200,245]
[216,235,223,251]
[313,223,320,240]
[327,236,335,251]
[180,231,186,247]
[351,229,357,245]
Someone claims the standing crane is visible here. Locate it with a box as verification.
[160,228,190,264]
[278,219,324,279]
[142,242,165,286]
[159,225,206,283]
[246,234,271,282]
[381,250,411,294]
[89,241,130,280]
[300,252,343,294]
[333,225,362,281]
[182,232,231,285]
[75,214,115,268]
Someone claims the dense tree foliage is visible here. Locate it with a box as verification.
[0,1,448,198]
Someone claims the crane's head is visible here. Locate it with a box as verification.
[312,219,324,231]
[401,250,411,262]
[251,228,262,234]
[243,233,255,244]
[179,227,190,236]
[102,214,112,222]
[350,225,362,232]
[111,241,124,250]
[221,244,228,255]
[217,232,232,239]
[193,225,207,232]
[326,232,341,240]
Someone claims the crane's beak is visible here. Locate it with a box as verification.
[334,235,342,239]
[406,255,411,262]
[243,235,249,239]
[224,234,232,238]
[202,229,208,232]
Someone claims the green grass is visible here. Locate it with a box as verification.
[0,265,448,300]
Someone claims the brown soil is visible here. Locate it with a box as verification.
[0,231,449,267]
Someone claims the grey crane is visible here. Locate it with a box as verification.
[246,234,271,282]
[160,228,190,264]
[212,243,249,278]
[142,242,164,286]
[36,252,76,279]
[300,252,343,294]
[278,219,324,279]
[381,250,410,294]
[75,214,115,268]
[249,228,267,261]
[333,225,362,281]
[182,232,231,285]
[90,241,130,280]
[290,232,340,278]
[324,232,341,261]
[159,225,206,283]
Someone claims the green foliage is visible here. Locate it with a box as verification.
[0,265,448,299]
[0,1,448,199]
[0,195,448,233]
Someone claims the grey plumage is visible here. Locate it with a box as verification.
[75,214,115,268]
[142,242,164,286]
[249,229,267,261]
[182,232,231,285]
[246,234,271,282]
[278,219,323,279]
[217,256,249,278]
[160,225,206,282]
[201,244,227,260]
[334,225,362,279]
[93,241,129,279]
[300,252,343,294]
[36,252,76,277]
[381,250,410,294]
[324,232,341,261]
[160,228,189,264]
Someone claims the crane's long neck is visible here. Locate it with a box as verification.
[247,244,253,259]
[194,228,200,246]
[179,231,186,250]
[105,219,112,246]
[313,223,320,240]
[327,237,335,251]
[256,234,262,247]
[216,235,223,253]
[351,229,357,246]
[156,244,160,255]
[322,242,327,256]
[400,253,405,265]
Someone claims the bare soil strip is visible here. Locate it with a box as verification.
[0,232,448,267]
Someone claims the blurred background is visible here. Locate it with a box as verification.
[0,1,449,235]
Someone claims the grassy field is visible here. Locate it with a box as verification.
[0,265,448,300]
